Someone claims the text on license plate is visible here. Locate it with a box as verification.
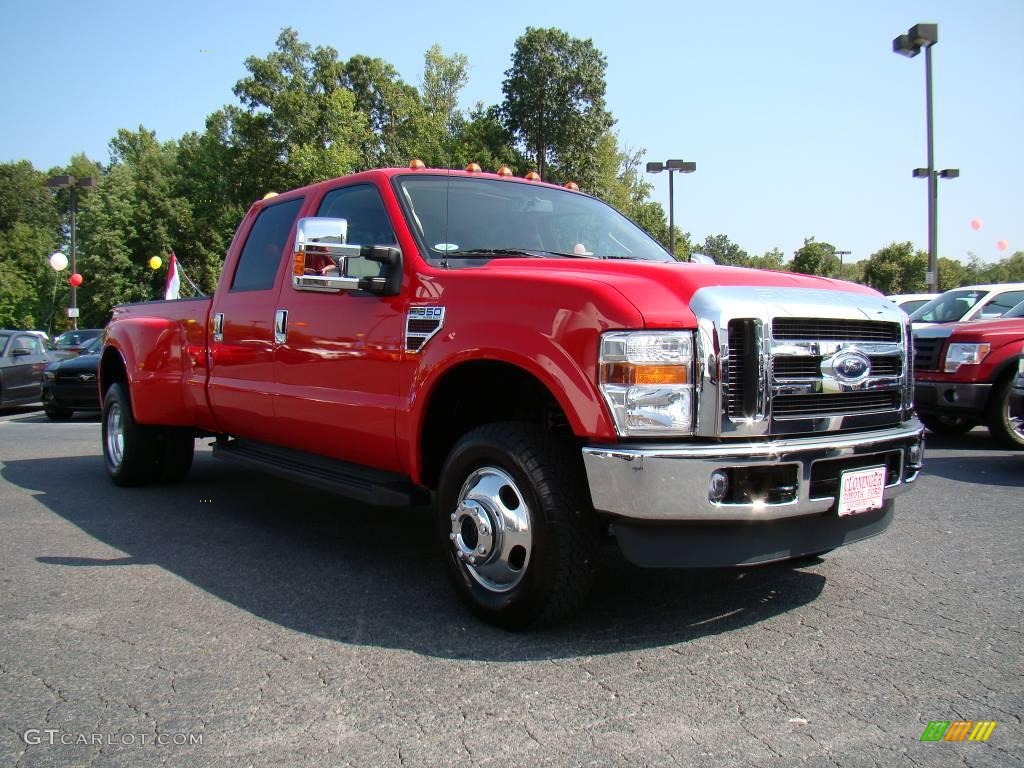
[838,466,886,517]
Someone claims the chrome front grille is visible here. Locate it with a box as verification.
[773,318,901,342]
[690,286,913,438]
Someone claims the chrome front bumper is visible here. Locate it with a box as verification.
[582,422,924,522]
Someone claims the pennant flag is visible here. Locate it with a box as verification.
[165,252,181,300]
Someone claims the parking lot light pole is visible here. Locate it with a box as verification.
[46,175,96,330]
[646,159,697,257]
[893,23,957,293]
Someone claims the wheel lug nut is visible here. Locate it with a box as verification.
[468,556,476,564]
[478,546,486,554]
[449,533,456,540]
[450,513,457,521]
[479,524,487,534]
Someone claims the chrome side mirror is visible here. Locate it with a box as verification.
[291,217,402,296]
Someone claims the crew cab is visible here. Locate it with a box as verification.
[99,165,924,628]
[913,299,1024,447]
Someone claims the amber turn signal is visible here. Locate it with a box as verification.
[602,363,688,386]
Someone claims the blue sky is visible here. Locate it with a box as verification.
[2,0,1021,265]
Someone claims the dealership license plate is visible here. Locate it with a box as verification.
[837,466,886,517]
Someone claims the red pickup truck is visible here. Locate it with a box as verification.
[99,165,924,628]
[912,299,1024,447]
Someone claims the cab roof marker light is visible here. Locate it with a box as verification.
[465,162,481,173]
[564,181,580,191]
[496,166,514,177]
[409,159,426,170]
[525,171,541,181]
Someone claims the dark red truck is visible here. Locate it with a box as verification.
[912,300,1024,447]
[99,165,924,628]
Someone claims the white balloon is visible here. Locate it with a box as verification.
[49,252,68,271]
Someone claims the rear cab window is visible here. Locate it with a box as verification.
[231,197,305,291]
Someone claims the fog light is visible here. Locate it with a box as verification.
[709,470,730,503]
[907,444,922,467]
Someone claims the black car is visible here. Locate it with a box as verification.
[41,336,103,419]
[53,328,103,354]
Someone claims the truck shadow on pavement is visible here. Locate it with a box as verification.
[4,452,828,661]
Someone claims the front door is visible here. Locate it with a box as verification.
[271,182,406,472]
[3,334,50,403]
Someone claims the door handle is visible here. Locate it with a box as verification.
[212,312,224,343]
[274,309,288,345]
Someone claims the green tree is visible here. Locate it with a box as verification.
[418,44,469,165]
[501,27,614,182]
[791,237,838,276]
[746,247,786,271]
[836,260,865,284]
[699,234,748,267]
[937,256,967,291]
[862,241,927,294]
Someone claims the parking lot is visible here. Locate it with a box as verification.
[1,407,1021,767]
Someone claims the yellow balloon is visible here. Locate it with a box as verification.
[149,256,162,270]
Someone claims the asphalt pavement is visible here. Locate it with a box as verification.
[0,406,1021,767]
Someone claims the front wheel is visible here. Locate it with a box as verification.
[986,377,1024,449]
[918,413,977,435]
[44,404,74,420]
[436,423,599,630]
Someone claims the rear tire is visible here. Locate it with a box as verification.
[436,422,600,630]
[986,376,1024,449]
[158,428,195,483]
[918,413,977,435]
[103,384,159,486]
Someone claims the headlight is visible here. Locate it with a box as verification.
[944,342,991,373]
[599,331,695,436]
[42,371,56,382]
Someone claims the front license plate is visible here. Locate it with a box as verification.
[838,466,886,517]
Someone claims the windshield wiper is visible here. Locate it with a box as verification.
[446,248,599,260]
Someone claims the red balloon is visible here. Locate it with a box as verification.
[970,218,982,231]
[997,240,1009,252]
[69,273,83,287]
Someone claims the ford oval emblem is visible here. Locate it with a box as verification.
[830,351,871,381]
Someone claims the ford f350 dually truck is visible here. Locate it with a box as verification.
[99,164,924,628]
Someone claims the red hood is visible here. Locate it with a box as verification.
[483,259,881,327]
[944,316,1024,345]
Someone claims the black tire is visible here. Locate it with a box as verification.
[918,413,977,435]
[101,383,161,486]
[44,404,74,420]
[436,422,600,630]
[986,376,1024,449]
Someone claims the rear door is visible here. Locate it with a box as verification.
[208,195,306,441]
[270,181,406,471]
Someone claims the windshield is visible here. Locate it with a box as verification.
[395,175,673,263]
[909,289,990,323]
[54,330,101,348]
[79,337,102,354]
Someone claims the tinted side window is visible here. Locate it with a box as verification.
[985,291,1024,315]
[231,198,304,291]
[317,185,396,246]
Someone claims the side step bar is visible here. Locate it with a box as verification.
[212,438,426,507]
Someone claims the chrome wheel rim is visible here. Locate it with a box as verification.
[449,467,532,593]
[1006,400,1024,441]
[105,401,124,467]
